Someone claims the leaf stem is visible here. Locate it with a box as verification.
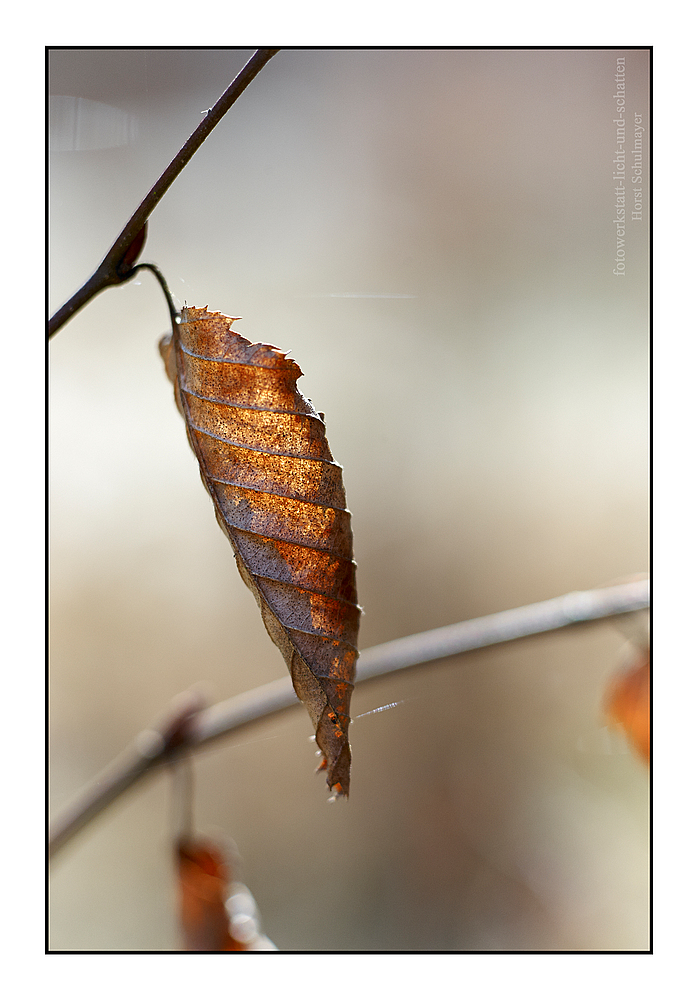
[48,48,279,339]
[48,579,648,859]
[128,262,180,335]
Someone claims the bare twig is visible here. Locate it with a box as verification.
[49,579,648,858]
[48,48,279,339]
[354,578,650,681]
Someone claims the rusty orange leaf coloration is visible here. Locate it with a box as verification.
[160,307,360,795]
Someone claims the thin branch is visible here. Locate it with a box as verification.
[48,579,648,858]
[48,48,279,339]
[354,577,649,682]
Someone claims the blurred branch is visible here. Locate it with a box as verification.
[48,692,205,859]
[49,578,648,858]
[48,48,279,339]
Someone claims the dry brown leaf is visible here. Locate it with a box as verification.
[161,306,360,795]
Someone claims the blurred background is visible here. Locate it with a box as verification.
[49,48,649,951]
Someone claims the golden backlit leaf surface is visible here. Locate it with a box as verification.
[160,307,359,795]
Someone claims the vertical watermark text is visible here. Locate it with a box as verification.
[612,56,646,276]
[613,58,626,276]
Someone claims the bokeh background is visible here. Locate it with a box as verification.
[49,48,649,952]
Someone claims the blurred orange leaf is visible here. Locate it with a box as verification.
[161,307,360,795]
[604,650,650,764]
[176,837,276,951]
[177,839,243,951]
